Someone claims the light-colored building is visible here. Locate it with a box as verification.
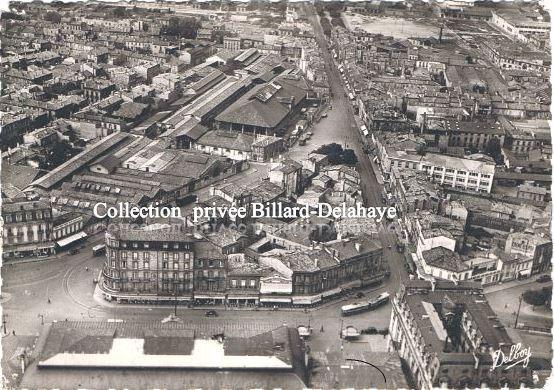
[418,247,472,282]
[491,10,550,42]
[2,199,55,260]
[505,230,552,274]
[389,280,533,390]
[101,224,196,303]
[269,159,303,197]
[420,153,495,193]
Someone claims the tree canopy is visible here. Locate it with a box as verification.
[523,286,552,307]
[485,137,503,164]
[314,143,358,166]
[44,11,62,23]
[161,16,201,39]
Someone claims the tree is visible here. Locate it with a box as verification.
[485,137,503,164]
[315,143,343,164]
[542,287,552,308]
[113,7,127,18]
[416,143,426,156]
[314,143,358,166]
[161,16,201,39]
[44,11,61,23]
[522,287,551,307]
[343,149,358,166]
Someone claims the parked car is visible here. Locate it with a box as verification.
[68,248,80,255]
[536,275,552,283]
[205,310,218,317]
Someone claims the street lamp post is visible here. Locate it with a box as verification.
[514,294,523,328]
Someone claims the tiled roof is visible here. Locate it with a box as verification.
[215,75,307,129]
[30,132,133,190]
[197,131,254,152]
[421,247,469,273]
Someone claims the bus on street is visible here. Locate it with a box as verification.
[92,244,106,257]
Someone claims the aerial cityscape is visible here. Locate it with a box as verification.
[0,0,552,389]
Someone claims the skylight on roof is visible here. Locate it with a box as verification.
[254,83,282,102]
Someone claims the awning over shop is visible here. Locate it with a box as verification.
[322,287,342,298]
[260,297,291,303]
[5,242,56,252]
[227,296,259,300]
[194,294,225,300]
[56,232,88,247]
[292,295,322,305]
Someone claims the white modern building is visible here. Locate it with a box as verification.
[419,153,495,193]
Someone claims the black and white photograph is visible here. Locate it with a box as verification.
[0,0,552,388]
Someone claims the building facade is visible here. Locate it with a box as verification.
[420,154,495,193]
[2,199,55,260]
[101,226,196,303]
[389,280,534,390]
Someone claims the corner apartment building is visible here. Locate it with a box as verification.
[258,235,386,305]
[2,199,55,260]
[101,225,196,303]
[389,280,534,390]
[505,230,552,275]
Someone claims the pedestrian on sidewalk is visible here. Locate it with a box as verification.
[320,325,324,332]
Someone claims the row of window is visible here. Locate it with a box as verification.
[423,165,491,179]
[109,260,192,270]
[108,270,193,281]
[196,269,223,278]
[294,261,380,283]
[196,259,224,268]
[107,239,191,250]
[197,145,245,155]
[230,279,257,288]
[109,250,192,261]
[3,210,51,223]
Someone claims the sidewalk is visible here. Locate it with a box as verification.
[369,158,384,186]
[2,231,106,266]
[93,274,389,313]
[484,274,549,294]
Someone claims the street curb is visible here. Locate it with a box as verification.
[2,233,106,266]
[484,275,551,295]
[92,277,388,313]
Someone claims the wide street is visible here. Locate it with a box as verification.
[486,279,553,330]
[3,4,551,387]
[1,4,407,383]
[1,233,394,385]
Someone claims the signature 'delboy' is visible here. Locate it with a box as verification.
[490,343,532,371]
